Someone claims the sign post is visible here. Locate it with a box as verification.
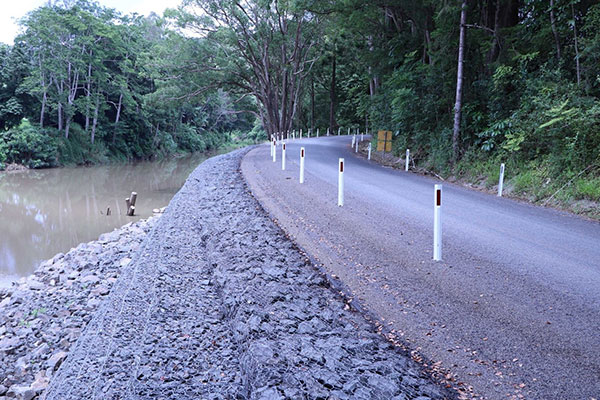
[300,147,305,183]
[377,131,393,152]
[338,158,344,206]
[497,163,505,197]
[282,142,286,170]
[433,184,442,261]
[405,149,410,171]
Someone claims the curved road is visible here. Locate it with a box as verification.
[242,136,600,400]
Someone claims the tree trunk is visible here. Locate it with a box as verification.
[85,62,92,132]
[452,0,468,163]
[40,90,46,128]
[55,78,64,131]
[91,90,100,145]
[310,76,315,134]
[487,0,501,64]
[65,63,79,139]
[57,102,63,131]
[112,92,123,144]
[571,2,581,86]
[329,52,337,135]
[550,0,561,60]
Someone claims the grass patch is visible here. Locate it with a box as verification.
[575,177,600,201]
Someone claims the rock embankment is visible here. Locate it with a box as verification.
[0,215,161,400]
[40,148,453,400]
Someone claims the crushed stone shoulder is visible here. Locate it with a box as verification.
[44,148,453,400]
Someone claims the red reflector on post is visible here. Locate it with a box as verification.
[436,189,441,206]
[340,161,344,172]
[301,149,304,157]
[283,143,286,150]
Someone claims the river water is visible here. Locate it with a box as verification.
[0,152,213,287]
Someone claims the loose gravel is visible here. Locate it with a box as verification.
[31,148,452,399]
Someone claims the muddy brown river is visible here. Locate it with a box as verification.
[0,153,213,287]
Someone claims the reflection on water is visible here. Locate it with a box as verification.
[0,153,212,287]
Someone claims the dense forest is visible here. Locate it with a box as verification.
[0,1,258,168]
[1,0,599,210]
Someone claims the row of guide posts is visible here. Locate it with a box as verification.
[272,126,365,142]
[269,135,507,262]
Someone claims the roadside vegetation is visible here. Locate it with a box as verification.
[316,1,600,217]
[0,1,264,170]
[0,0,598,215]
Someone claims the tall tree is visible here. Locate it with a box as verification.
[452,0,468,162]
[176,0,320,137]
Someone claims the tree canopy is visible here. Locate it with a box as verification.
[1,0,599,208]
[0,0,256,168]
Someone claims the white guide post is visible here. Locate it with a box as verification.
[308,129,311,138]
[299,147,305,183]
[355,137,359,152]
[361,132,363,142]
[497,163,505,197]
[327,127,330,136]
[433,184,442,261]
[405,149,410,172]
[300,129,303,139]
[272,138,276,162]
[352,135,355,148]
[282,142,286,170]
[338,158,344,206]
[347,127,350,136]
[368,142,372,160]
[338,127,341,136]
[317,128,320,138]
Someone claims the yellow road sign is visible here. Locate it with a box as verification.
[377,130,393,152]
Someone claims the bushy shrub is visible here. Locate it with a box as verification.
[0,119,58,168]
[56,124,111,165]
[247,122,267,142]
[174,125,206,153]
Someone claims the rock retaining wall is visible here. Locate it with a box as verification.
[3,148,453,400]
[0,215,161,400]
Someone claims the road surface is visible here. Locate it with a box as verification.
[242,136,600,399]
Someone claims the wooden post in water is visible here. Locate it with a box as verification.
[126,192,137,216]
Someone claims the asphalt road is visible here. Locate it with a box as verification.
[241,135,600,400]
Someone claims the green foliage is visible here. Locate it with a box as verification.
[2,0,600,220]
[56,124,111,165]
[0,0,259,168]
[575,177,600,201]
[0,120,58,168]
[246,122,268,143]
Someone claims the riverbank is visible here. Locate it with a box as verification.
[354,139,600,221]
[0,212,162,399]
